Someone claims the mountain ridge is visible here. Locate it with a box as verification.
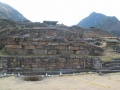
[0,2,28,21]
[77,12,120,37]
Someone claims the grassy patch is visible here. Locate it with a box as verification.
[100,45,120,61]
[0,48,9,55]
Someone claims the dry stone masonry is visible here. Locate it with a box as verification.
[0,56,95,73]
[0,28,103,73]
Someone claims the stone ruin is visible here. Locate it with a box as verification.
[0,27,103,74]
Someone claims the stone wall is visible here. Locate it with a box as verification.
[0,28,103,73]
[4,35,83,55]
[4,35,102,56]
[103,58,120,70]
[0,56,98,72]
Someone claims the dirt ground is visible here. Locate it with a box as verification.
[0,73,120,90]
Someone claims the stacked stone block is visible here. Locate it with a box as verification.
[0,28,103,72]
[5,35,89,56]
[0,56,94,72]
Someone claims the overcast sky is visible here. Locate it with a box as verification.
[0,0,120,26]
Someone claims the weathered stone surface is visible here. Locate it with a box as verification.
[58,63,65,69]
[5,45,22,49]
[33,49,47,55]
[75,51,81,55]
[0,27,104,72]
[42,46,50,50]
[38,42,47,45]
[24,45,35,49]
[35,45,43,49]
[6,36,15,41]
[68,46,79,50]
[67,59,74,62]
[47,50,57,55]
[6,41,17,45]
[26,41,32,45]
[75,50,89,55]
[74,59,80,63]
[59,42,69,45]
[19,42,27,45]
[48,42,59,45]
[76,66,81,69]
[6,48,28,55]
[71,42,81,46]
[58,50,74,54]
[0,56,101,72]
[32,42,39,45]
[55,45,66,50]
[66,64,73,68]
[58,58,66,63]
[32,68,46,71]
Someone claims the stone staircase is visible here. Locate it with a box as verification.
[93,58,102,70]
[104,58,120,70]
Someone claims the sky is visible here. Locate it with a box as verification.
[0,0,120,26]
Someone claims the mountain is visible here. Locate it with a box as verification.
[0,2,28,21]
[77,12,120,37]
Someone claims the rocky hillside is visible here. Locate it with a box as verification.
[0,2,28,21]
[0,19,16,29]
[69,26,113,38]
[77,12,120,37]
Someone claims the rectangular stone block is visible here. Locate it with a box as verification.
[55,45,66,50]
[76,65,81,69]
[58,58,66,63]
[26,41,32,45]
[75,51,81,55]
[43,46,53,50]
[47,50,57,55]
[6,48,28,55]
[65,66,73,69]
[74,59,80,62]
[31,65,38,68]
[6,42,16,45]
[49,63,57,67]
[35,45,43,49]
[71,42,81,46]
[48,42,59,45]
[38,42,47,45]
[33,49,47,55]
[32,42,39,45]
[5,45,22,49]
[68,46,79,50]
[32,38,40,42]
[32,68,46,71]
[24,45,35,49]
[67,59,74,63]
[6,36,15,41]
[19,42,27,45]
[75,50,89,55]
[58,63,65,68]
[59,42,69,45]
[47,66,54,70]
[73,62,79,65]
[58,50,74,54]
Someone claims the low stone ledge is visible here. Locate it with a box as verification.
[5,45,22,49]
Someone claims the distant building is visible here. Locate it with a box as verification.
[43,21,58,26]
[90,27,95,29]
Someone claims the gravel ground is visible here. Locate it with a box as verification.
[0,73,120,90]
